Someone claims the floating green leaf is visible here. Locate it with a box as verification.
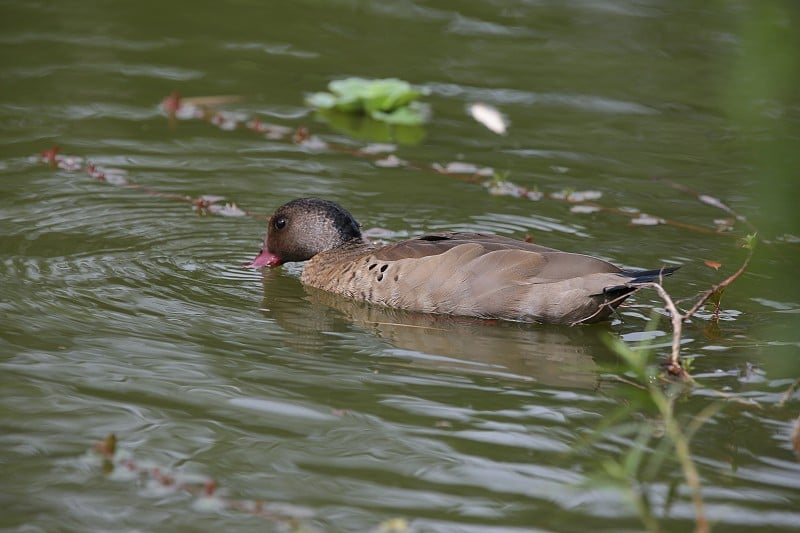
[306,77,429,126]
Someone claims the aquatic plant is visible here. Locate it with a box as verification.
[587,234,757,533]
[306,77,429,126]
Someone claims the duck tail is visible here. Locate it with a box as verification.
[622,265,681,284]
[600,265,680,302]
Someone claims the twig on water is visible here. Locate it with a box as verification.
[91,433,320,530]
[635,236,754,380]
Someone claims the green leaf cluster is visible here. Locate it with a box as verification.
[306,77,429,126]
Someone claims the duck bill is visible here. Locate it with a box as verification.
[245,248,283,268]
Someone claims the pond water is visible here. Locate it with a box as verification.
[1,1,799,531]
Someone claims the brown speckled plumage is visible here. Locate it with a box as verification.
[248,198,678,325]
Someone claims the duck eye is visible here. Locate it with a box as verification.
[274,217,287,230]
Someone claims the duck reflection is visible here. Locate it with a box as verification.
[259,269,607,389]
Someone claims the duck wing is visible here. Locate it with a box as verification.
[370,232,563,261]
[366,235,630,323]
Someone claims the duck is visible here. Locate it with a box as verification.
[246,197,678,325]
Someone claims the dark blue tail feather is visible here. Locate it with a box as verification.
[621,266,681,284]
[602,265,680,299]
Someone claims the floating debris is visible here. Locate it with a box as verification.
[570,204,602,214]
[375,154,406,168]
[631,214,665,226]
[208,202,247,217]
[467,102,509,135]
[713,218,735,232]
[88,433,321,530]
[361,143,397,154]
[58,156,84,171]
[483,178,543,200]
[551,190,603,202]
[433,161,494,176]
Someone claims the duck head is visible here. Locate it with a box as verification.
[246,198,362,268]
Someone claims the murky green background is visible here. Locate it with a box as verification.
[1,1,798,531]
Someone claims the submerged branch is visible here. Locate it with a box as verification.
[631,234,756,381]
[602,236,756,532]
[33,93,756,246]
[636,282,688,379]
[684,244,755,319]
[91,433,320,530]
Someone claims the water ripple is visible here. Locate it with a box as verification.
[0,32,177,51]
[426,82,658,114]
